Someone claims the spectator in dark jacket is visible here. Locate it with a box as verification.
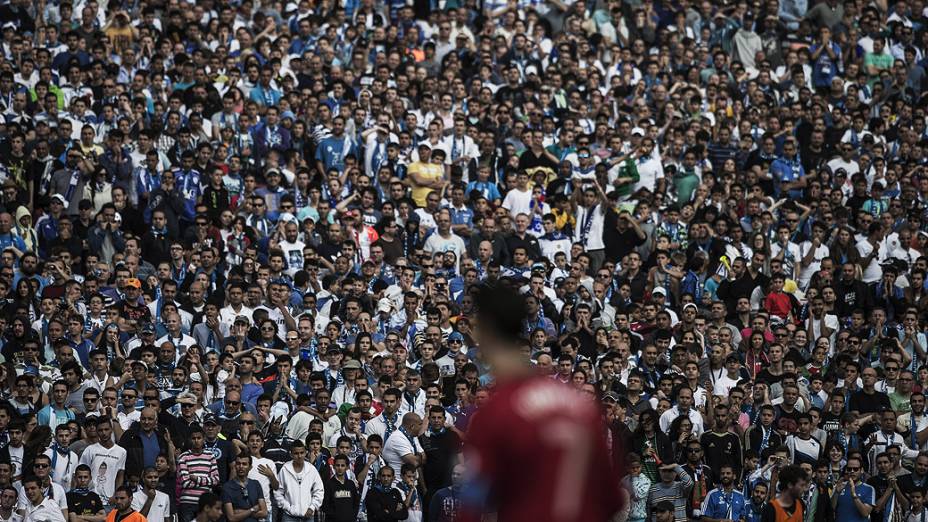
[140,210,174,266]
[87,203,126,265]
[364,466,413,522]
[428,464,464,522]
[146,171,185,237]
[321,454,360,522]
[118,406,174,478]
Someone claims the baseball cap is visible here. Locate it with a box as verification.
[125,278,142,289]
[131,360,148,370]
[631,127,645,136]
[51,194,69,209]
[448,331,464,342]
[652,287,668,296]
[343,359,362,370]
[602,391,620,402]
[141,323,155,334]
[234,315,250,325]
[202,413,219,426]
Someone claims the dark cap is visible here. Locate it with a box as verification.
[202,413,219,426]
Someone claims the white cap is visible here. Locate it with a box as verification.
[51,193,69,209]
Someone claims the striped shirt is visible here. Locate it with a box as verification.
[646,466,694,522]
[176,450,220,506]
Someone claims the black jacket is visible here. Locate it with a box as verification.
[118,424,170,478]
[364,486,408,522]
[322,476,360,522]
[140,228,172,266]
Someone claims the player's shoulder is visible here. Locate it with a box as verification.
[494,376,598,421]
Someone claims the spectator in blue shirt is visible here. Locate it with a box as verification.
[771,139,806,200]
[701,464,747,522]
[810,27,842,89]
[315,117,358,178]
[249,67,283,108]
[832,456,876,522]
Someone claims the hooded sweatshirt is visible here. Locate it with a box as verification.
[15,206,38,254]
[274,459,326,516]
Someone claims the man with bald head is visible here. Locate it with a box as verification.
[208,379,257,416]
[0,212,25,255]
[382,412,426,480]
[217,390,244,437]
[535,353,555,375]
[467,216,507,265]
[118,406,172,479]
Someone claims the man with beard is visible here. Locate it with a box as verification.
[105,486,145,522]
[833,262,873,318]
[701,405,743,478]
[898,392,928,453]
[700,464,747,522]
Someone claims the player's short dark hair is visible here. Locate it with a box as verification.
[777,465,808,488]
[474,283,527,344]
[197,492,221,513]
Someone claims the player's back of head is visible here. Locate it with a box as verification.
[474,283,527,346]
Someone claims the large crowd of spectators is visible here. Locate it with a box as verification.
[7,0,928,521]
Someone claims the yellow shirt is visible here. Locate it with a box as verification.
[408,161,445,207]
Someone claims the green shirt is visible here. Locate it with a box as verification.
[889,391,912,414]
[611,157,640,197]
[864,51,894,82]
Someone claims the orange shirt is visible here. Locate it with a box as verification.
[105,509,147,522]
[770,498,804,522]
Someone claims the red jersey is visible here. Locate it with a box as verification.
[462,376,623,522]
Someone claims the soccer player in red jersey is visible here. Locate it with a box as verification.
[460,284,624,522]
